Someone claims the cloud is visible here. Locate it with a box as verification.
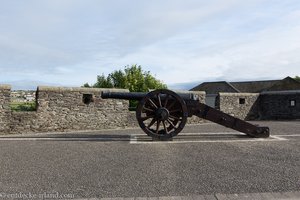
[0,0,300,89]
[107,1,300,84]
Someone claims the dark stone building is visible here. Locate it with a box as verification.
[259,90,300,120]
[191,77,300,120]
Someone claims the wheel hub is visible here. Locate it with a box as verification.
[155,107,169,121]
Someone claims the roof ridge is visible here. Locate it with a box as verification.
[229,79,280,84]
[283,76,300,83]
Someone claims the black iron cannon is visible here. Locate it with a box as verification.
[101,89,270,140]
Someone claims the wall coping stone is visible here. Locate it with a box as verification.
[37,86,129,93]
[176,90,206,95]
[0,84,11,90]
[219,92,259,96]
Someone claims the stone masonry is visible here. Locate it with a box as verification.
[2,84,298,135]
[259,90,300,119]
[7,86,131,134]
[216,93,260,120]
[0,85,11,133]
[0,86,206,135]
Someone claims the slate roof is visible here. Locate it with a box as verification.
[230,80,280,93]
[190,81,239,94]
[190,77,300,94]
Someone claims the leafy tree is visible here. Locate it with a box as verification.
[93,74,113,88]
[294,76,300,82]
[108,70,126,89]
[89,64,167,92]
[85,64,167,109]
[82,83,91,88]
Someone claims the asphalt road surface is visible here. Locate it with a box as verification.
[0,121,299,199]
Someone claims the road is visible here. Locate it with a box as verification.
[0,121,299,199]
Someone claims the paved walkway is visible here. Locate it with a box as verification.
[1,122,299,199]
[76,191,300,199]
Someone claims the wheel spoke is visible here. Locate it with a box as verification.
[141,115,155,121]
[157,94,162,107]
[148,98,158,109]
[147,118,156,128]
[168,118,177,123]
[164,94,170,108]
[169,115,181,121]
[167,119,176,129]
[143,106,155,113]
[162,121,168,134]
[156,120,161,134]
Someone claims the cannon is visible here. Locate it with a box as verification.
[101,89,270,140]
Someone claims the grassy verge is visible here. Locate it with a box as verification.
[10,102,37,112]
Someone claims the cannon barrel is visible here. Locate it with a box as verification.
[101,91,146,100]
[101,91,199,101]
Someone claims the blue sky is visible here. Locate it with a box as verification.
[0,0,300,90]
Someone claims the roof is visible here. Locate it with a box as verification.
[190,77,300,94]
[190,81,239,94]
[229,80,280,93]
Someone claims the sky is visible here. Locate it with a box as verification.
[0,0,300,90]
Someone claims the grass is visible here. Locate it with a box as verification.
[10,102,37,112]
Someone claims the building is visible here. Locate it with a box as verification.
[190,77,300,120]
[191,76,300,108]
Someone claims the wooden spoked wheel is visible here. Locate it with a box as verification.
[136,89,188,140]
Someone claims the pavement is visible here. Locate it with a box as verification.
[0,121,299,199]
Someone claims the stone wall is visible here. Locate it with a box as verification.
[2,85,298,135]
[35,86,131,132]
[10,112,38,133]
[184,91,207,124]
[0,85,11,134]
[0,86,207,135]
[5,86,132,134]
[259,90,300,119]
[216,93,260,120]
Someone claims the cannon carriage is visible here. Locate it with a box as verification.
[102,89,270,140]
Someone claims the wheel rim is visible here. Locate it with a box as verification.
[136,89,188,139]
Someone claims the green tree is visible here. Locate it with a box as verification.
[93,74,113,88]
[90,64,167,92]
[87,64,167,109]
[108,70,126,89]
[294,76,300,82]
[82,83,91,88]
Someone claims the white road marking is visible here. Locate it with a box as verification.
[0,137,127,141]
[269,135,288,141]
[129,134,137,144]
[130,132,244,136]
[276,134,300,137]
[0,138,40,141]
[0,132,292,143]
[129,132,288,144]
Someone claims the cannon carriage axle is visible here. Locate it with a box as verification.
[101,89,270,140]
